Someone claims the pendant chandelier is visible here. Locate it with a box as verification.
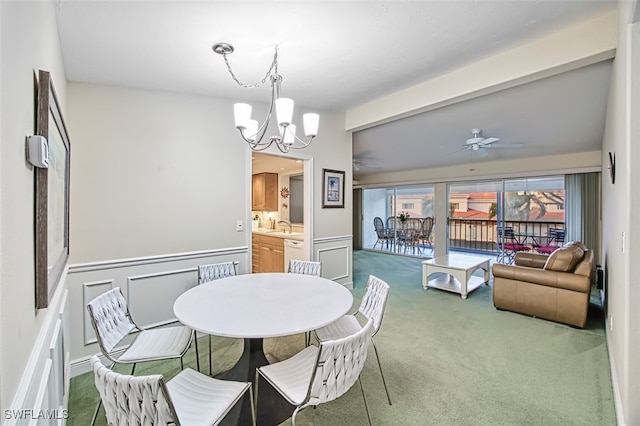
[212,42,319,153]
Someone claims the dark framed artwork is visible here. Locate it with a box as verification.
[608,151,616,184]
[322,169,345,208]
[35,70,71,309]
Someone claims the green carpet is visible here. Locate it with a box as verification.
[67,250,616,425]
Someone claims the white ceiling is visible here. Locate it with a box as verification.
[55,0,618,177]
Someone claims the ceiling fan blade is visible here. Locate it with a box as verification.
[489,143,524,148]
[478,137,500,145]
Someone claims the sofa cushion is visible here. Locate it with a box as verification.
[544,245,584,272]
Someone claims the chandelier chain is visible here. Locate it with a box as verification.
[222,47,279,89]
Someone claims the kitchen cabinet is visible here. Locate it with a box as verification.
[252,172,278,211]
[252,234,284,273]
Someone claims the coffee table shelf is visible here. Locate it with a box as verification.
[422,254,491,299]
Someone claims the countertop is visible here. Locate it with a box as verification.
[252,228,304,241]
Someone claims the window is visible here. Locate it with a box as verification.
[401,203,414,210]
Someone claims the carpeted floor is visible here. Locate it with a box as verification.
[68,250,616,425]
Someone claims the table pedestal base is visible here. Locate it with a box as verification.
[218,338,294,426]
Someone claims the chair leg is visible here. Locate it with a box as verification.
[194,333,201,372]
[358,377,373,426]
[248,384,256,426]
[371,339,392,405]
[208,335,212,376]
[254,371,260,416]
[90,399,102,426]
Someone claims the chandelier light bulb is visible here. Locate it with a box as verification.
[283,124,296,146]
[275,98,294,127]
[233,103,252,129]
[245,119,259,142]
[303,113,319,137]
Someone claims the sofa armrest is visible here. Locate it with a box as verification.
[514,252,548,269]
[492,263,591,293]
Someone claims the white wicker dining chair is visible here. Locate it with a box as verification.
[197,261,239,374]
[90,355,255,426]
[86,287,193,425]
[287,259,322,346]
[288,259,322,276]
[255,319,375,426]
[314,274,392,405]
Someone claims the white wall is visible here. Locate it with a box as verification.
[0,0,70,417]
[66,82,353,366]
[601,1,640,424]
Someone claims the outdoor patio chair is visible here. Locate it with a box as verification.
[496,226,529,264]
[533,228,566,254]
[373,217,394,250]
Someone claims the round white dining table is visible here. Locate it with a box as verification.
[174,272,353,339]
[173,272,353,426]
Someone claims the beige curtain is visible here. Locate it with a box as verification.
[565,172,601,265]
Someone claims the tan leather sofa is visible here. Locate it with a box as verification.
[492,242,594,328]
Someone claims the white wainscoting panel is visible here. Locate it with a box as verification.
[314,235,353,289]
[127,268,195,329]
[6,285,70,426]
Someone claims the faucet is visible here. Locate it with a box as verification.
[278,219,292,234]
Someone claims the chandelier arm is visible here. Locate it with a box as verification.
[221,47,279,89]
[289,134,315,149]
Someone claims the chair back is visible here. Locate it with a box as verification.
[373,217,385,237]
[87,287,137,355]
[308,319,374,406]
[90,355,178,425]
[404,218,422,232]
[198,261,238,284]
[549,228,566,244]
[497,225,516,241]
[288,259,322,276]
[386,216,400,230]
[357,275,390,334]
[421,216,434,233]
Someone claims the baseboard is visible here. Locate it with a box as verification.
[606,326,626,425]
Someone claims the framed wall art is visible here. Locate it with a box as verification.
[35,70,71,309]
[322,168,345,208]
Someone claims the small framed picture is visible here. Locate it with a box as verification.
[322,169,345,208]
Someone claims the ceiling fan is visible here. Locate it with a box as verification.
[353,160,380,171]
[463,128,524,157]
[353,154,380,171]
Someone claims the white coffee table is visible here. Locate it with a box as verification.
[422,254,491,299]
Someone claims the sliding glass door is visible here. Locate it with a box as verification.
[362,185,435,257]
[448,176,565,261]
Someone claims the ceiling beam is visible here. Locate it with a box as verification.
[346,11,617,132]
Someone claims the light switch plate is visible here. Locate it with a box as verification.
[236,220,244,232]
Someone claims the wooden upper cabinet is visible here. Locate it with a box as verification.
[252,173,278,211]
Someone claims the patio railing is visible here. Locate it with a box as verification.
[449,218,565,254]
